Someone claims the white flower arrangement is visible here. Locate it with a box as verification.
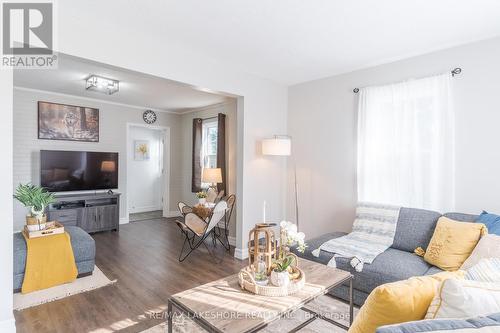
[280,221,307,253]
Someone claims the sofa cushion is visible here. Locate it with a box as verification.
[424,217,487,271]
[425,266,444,276]
[476,211,500,235]
[425,279,500,320]
[443,212,478,222]
[339,248,433,294]
[461,234,500,270]
[350,271,463,333]
[391,207,442,252]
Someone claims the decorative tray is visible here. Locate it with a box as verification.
[238,265,305,297]
[23,221,65,239]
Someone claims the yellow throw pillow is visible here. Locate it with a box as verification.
[348,271,464,333]
[424,217,487,271]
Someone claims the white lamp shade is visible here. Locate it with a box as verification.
[262,137,291,156]
[202,168,223,183]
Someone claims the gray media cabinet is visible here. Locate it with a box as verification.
[47,192,121,233]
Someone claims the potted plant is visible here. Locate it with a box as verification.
[269,221,308,287]
[270,254,296,287]
[196,191,207,205]
[14,183,55,232]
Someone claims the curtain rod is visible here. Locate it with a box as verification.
[352,67,462,93]
[203,116,218,121]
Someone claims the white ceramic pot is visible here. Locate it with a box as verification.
[270,270,290,287]
[198,198,206,205]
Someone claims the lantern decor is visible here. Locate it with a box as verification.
[248,223,278,275]
[239,221,308,296]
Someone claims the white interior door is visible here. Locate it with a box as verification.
[128,125,164,214]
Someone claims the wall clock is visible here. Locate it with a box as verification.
[143,110,157,124]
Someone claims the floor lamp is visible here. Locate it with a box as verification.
[262,135,299,230]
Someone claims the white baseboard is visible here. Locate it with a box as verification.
[164,211,181,218]
[129,205,162,214]
[234,247,248,260]
[0,317,16,332]
[119,217,130,224]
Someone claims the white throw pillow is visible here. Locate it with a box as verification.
[425,278,500,320]
[466,258,500,282]
[461,234,500,270]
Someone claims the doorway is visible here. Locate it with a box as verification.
[127,124,170,222]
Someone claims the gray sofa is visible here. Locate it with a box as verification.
[293,207,478,306]
[13,226,96,291]
[377,312,500,332]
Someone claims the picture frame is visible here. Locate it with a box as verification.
[134,140,150,161]
[38,101,100,142]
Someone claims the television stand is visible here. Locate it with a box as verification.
[47,192,121,233]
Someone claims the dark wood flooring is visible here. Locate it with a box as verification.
[14,218,245,333]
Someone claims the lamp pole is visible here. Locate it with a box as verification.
[294,160,299,230]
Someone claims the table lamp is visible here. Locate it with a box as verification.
[202,168,222,190]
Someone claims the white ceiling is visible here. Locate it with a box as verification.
[13,54,229,113]
[63,0,500,85]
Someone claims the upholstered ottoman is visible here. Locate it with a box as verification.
[13,226,95,291]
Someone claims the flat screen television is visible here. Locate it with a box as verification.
[40,150,119,192]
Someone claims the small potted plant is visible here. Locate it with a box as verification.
[270,254,296,287]
[269,221,308,287]
[14,183,55,232]
[196,191,207,205]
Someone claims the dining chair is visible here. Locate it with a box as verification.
[177,201,193,216]
[214,190,225,203]
[215,194,235,251]
[206,188,218,203]
[174,200,228,262]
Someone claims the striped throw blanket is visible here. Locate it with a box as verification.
[312,202,401,272]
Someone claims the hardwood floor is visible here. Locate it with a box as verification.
[14,218,245,333]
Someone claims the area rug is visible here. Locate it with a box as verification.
[141,295,359,333]
[14,265,116,311]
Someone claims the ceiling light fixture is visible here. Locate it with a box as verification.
[85,75,119,95]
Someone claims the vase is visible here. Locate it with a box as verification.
[198,198,206,205]
[26,215,47,231]
[270,270,290,287]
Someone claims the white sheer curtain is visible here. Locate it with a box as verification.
[357,73,454,212]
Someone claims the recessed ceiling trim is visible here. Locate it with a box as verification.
[13,86,181,114]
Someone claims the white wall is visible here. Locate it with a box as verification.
[0,70,15,332]
[180,100,238,238]
[288,36,500,239]
[52,3,289,255]
[12,88,184,230]
[128,125,165,214]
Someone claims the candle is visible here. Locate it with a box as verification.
[263,201,266,223]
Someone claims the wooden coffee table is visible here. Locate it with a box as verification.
[167,259,353,332]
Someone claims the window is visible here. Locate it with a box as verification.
[201,120,218,187]
[357,73,454,211]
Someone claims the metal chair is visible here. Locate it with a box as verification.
[177,202,193,216]
[206,188,218,203]
[175,200,228,262]
[214,190,225,203]
[215,194,235,251]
